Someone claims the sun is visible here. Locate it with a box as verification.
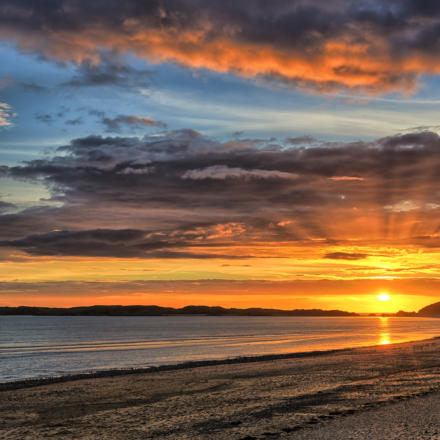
[377,293,391,302]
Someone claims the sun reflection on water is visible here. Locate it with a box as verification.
[379,317,391,345]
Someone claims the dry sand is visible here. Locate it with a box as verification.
[2,338,440,439]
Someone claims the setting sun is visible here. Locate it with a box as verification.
[377,294,391,302]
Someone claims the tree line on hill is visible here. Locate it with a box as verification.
[2,301,440,317]
[0,305,358,316]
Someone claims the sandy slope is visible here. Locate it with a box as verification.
[2,338,440,439]
[295,393,440,440]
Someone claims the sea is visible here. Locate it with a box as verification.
[1,315,440,383]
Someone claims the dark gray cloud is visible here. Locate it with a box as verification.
[63,59,153,89]
[2,129,440,257]
[65,118,83,126]
[19,82,47,92]
[285,136,317,145]
[2,229,146,257]
[88,109,106,118]
[0,201,15,213]
[0,226,252,258]
[2,1,440,93]
[0,206,62,240]
[101,115,166,133]
[34,113,54,124]
[35,106,72,125]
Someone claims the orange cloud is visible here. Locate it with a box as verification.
[4,28,425,93]
[329,176,365,181]
[3,1,440,94]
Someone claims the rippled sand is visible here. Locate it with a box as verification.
[2,338,440,439]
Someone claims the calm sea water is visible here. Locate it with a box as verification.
[1,315,439,382]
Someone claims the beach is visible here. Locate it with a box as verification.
[1,338,440,439]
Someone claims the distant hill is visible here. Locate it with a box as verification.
[395,301,440,317]
[418,302,440,317]
[0,305,358,317]
[5,302,440,317]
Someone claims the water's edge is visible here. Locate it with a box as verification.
[3,336,439,392]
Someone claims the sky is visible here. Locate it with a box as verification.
[3,1,440,312]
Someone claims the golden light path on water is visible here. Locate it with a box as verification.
[379,317,391,345]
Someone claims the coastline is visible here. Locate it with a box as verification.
[0,346,352,391]
[2,335,439,392]
[3,337,440,439]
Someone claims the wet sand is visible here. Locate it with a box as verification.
[2,338,440,439]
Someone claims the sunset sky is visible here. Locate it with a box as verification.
[3,1,440,312]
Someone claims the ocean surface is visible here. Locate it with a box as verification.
[1,315,440,382]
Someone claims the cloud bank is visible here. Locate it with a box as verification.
[2,1,440,93]
[2,129,440,258]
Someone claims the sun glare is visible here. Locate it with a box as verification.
[377,293,391,302]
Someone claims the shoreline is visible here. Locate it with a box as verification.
[2,335,440,392]
[3,337,440,439]
[0,346,353,391]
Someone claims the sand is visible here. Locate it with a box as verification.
[295,393,440,439]
[2,338,440,439]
